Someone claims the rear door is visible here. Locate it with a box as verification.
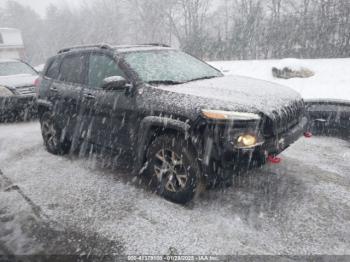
[55,52,88,140]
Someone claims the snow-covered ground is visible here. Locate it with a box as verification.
[1,121,350,255]
[209,58,350,102]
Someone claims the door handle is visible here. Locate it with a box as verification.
[83,93,96,100]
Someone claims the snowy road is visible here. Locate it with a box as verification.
[0,121,350,255]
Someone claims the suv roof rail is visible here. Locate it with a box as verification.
[57,43,112,54]
[142,43,171,48]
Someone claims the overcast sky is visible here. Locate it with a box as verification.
[0,0,226,17]
[0,0,84,17]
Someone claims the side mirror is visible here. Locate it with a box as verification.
[101,76,128,90]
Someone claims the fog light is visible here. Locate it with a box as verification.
[237,134,257,147]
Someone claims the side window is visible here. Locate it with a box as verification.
[59,54,85,84]
[88,54,125,88]
[0,33,3,44]
[45,58,61,79]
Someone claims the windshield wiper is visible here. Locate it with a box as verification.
[185,76,218,83]
[147,76,218,85]
[147,80,183,85]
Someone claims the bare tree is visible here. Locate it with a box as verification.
[167,0,211,57]
[128,0,175,44]
[2,0,350,63]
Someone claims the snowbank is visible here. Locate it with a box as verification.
[209,58,350,102]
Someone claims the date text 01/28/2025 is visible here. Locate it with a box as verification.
[127,255,220,261]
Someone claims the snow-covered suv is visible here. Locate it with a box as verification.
[37,44,307,204]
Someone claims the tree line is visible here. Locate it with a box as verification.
[0,0,349,64]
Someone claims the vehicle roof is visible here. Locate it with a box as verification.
[113,45,174,53]
[57,43,174,55]
[0,58,20,63]
[0,28,21,32]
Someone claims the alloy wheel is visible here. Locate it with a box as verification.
[153,149,188,192]
[42,120,59,149]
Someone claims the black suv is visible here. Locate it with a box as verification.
[37,44,307,204]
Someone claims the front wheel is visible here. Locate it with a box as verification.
[40,112,71,155]
[146,134,200,204]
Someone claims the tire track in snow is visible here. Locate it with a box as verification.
[0,168,125,255]
[0,168,45,219]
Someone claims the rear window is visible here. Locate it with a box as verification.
[45,58,61,79]
[0,61,37,76]
[58,54,86,84]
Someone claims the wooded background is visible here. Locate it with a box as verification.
[1,0,350,64]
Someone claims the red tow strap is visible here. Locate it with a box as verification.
[267,132,312,164]
[304,132,313,138]
[268,155,282,164]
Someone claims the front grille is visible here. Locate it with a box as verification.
[16,86,36,95]
[264,100,304,137]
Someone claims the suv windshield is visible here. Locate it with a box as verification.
[123,50,222,84]
[0,61,37,76]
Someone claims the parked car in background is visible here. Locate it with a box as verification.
[0,28,25,60]
[0,59,38,121]
[37,44,307,204]
[307,99,350,139]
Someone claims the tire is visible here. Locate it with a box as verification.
[146,134,200,204]
[40,112,71,155]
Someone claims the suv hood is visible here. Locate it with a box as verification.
[0,74,37,89]
[142,75,302,120]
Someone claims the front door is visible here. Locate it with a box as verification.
[82,52,135,153]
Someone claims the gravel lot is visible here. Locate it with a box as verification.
[0,121,349,255]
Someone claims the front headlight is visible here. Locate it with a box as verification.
[0,86,14,97]
[237,134,258,147]
[234,133,265,149]
[201,109,261,121]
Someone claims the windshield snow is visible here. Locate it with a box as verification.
[0,62,37,77]
[123,50,222,84]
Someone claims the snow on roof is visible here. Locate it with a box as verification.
[0,28,23,47]
[209,58,350,102]
[57,44,173,55]
[0,58,19,63]
[114,45,173,53]
[0,28,21,32]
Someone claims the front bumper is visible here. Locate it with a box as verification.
[0,95,37,120]
[202,116,308,184]
[261,116,308,155]
[218,116,308,161]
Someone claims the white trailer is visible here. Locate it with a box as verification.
[0,28,25,59]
